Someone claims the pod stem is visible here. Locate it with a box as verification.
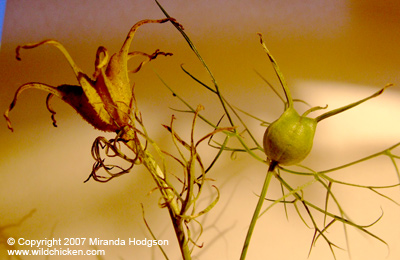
[258,33,293,109]
[240,160,278,260]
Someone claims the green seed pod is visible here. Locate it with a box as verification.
[258,33,392,166]
[263,107,317,165]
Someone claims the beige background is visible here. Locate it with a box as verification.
[1,0,400,259]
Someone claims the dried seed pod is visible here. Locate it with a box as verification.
[4,18,183,132]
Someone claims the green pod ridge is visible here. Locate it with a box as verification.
[263,107,317,165]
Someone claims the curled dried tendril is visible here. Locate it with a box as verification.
[4,18,183,133]
[85,126,144,183]
[158,105,234,250]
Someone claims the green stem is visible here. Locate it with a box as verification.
[240,161,278,260]
[155,0,235,127]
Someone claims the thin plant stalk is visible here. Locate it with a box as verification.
[155,0,235,128]
[240,161,278,260]
[121,128,192,260]
[143,150,191,260]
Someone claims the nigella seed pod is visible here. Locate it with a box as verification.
[4,18,183,133]
[263,107,317,166]
[257,33,393,166]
